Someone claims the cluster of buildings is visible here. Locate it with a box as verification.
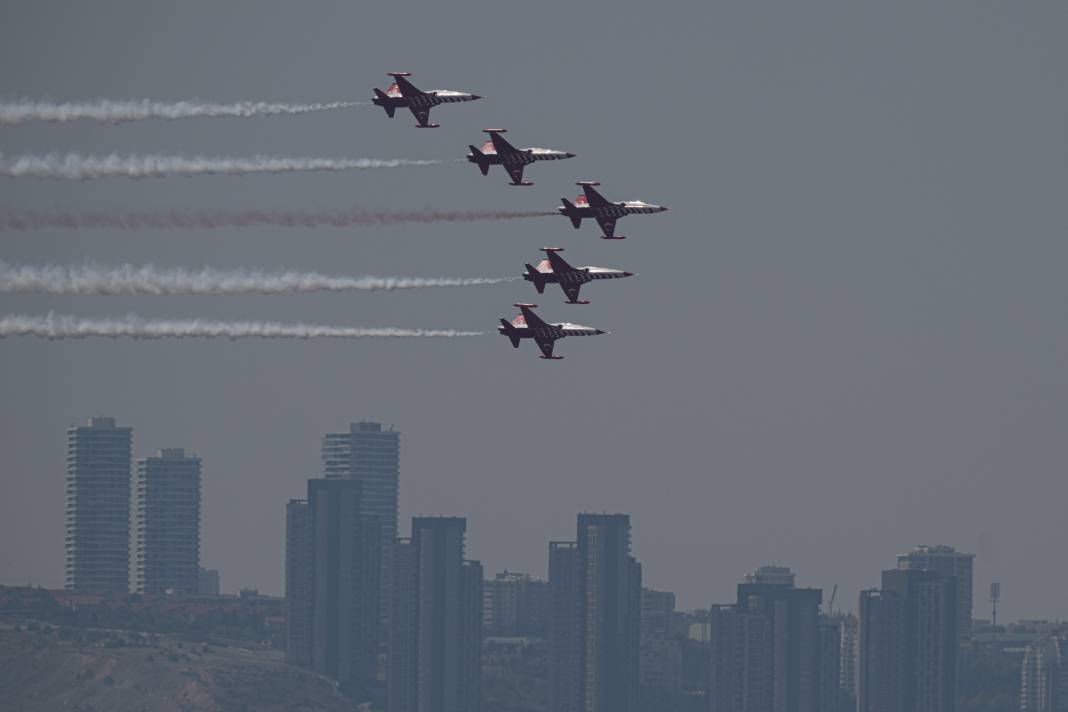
[65,416,217,596]
[60,416,1067,712]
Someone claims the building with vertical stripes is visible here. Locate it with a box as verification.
[65,416,132,593]
[135,448,201,595]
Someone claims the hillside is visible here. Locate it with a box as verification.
[0,624,359,712]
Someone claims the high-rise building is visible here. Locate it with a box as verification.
[389,538,419,712]
[897,545,974,643]
[484,571,549,637]
[285,499,311,667]
[135,448,201,595]
[549,514,642,712]
[198,567,220,595]
[707,566,823,712]
[1020,632,1067,712]
[322,421,401,612]
[388,517,482,712]
[640,588,683,694]
[549,541,582,712]
[839,614,858,710]
[857,569,958,712]
[65,416,133,593]
[284,480,381,692]
[818,616,842,712]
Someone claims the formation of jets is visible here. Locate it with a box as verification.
[370,72,670,359]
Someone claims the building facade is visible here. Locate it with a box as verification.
[640,588,683,694]
[708,567,823,712]
[484,571,549,637]
[1021,633,1068,712]
[285,499,311,666]
[897,545,974,643]
[549,514,642,712]
[858,569,958,712]
[65,416,133,593]
[388,517,482,712]
[549,541,583,712]
[135,448,201,595]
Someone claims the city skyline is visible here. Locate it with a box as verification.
[2,1,1066,628]
[3,413,1062,623]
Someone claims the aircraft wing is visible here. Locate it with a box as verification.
[561,283,583,303]
[392,75,425,97]
[487,131,520,154]
[545,250,574,273]
[408,105,434,126]
[595,215,618,238]
[581,183,612,207]
[519,305,548,329]
[535,337,557,358]
[507,164,526,185]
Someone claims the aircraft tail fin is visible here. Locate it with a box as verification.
[468,145,490,175]
[499,319,521,348]
[374,89,396,118]
[525,264,546,294]
[560,198,582,229]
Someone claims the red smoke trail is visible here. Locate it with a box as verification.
[0,208,555,232]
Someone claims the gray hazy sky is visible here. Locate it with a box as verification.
[1,1,1065,620]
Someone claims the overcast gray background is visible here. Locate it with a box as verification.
[1,1,1065,620]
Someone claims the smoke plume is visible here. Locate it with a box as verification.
[0,153,449,179]
[0,262,515,295]
[0,312,483,339]
[0,208,554,231]
[0,99,367,125]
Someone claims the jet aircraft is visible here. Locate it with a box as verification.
[467,129,575,186]
[558,181,668,239]
[372,72,481,128]
[498,303,606,360]
[523,248,633,304]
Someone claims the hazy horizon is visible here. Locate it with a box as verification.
[2,0,1066,622]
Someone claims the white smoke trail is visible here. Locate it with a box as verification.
[0,99,368,125]
[0,208,555,232]
[0,312,484,340]
[0,153,450,179]
[0,262,515,296]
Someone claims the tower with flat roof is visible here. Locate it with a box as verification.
[549,514,642,712]
[896,544,974,643]
[322,421,400,609]
[135,448,201,595]
[65,416,132,593]
[387,517,482,712]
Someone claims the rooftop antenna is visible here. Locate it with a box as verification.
[990,582,1001,643]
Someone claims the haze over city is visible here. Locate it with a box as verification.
[1,2,1066,711]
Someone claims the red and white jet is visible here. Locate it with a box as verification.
[558,181,669,239]
[371,72,481,128]
[523,248,634,304]
[498,303,607,360]
[467,129,575,186]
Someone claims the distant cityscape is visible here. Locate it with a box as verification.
[8,414,1065,712]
